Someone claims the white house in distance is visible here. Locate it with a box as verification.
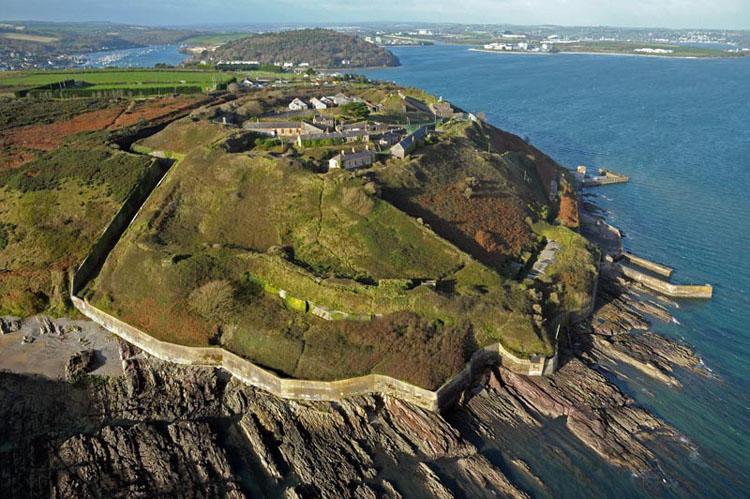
[333,93,351,106]
[309,97,328,110]
[328,149,375,171]
[288,98,309,111]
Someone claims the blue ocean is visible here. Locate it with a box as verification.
[360,46,750,498]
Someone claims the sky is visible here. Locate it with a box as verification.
[1,0,749,30]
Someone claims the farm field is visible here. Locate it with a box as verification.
[0,69,234,92]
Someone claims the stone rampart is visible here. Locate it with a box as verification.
[71,157,170,295]
[69,146,564,412]
[72,295,556,412]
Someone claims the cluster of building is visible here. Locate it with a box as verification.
[633,48,674,55]
[216,59,312,69]
[243,97,443,172]
[221,89,473,173]
[482,41,552,53]
[287,93,361,111]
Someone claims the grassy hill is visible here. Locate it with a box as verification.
[0,21,193,54]
[86,113,559,389]
[0,73,596,390]
[205,29,399,68]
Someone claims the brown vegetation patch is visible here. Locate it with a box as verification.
[558,190,580,228]
[108,96,201,129]
[0,106,125,151]
[0,147,36,170]
[486,126,559,196]
[414,182,534,268]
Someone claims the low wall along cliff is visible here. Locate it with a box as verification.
[72,295,556,411]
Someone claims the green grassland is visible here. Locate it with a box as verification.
[0,69,234,93]
[86,117,555,388]
[0,143,155,316]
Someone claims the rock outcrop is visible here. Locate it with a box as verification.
[64,349,96,381]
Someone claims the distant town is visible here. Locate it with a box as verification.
[1,21,749,70]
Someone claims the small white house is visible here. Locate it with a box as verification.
[333,93,351,106]
[309,97,327,110]
[288,98,309,111]
[328,150,375,171]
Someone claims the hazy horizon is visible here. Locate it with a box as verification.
[1,0,748,31]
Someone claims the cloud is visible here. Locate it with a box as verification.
[1,0,748,29]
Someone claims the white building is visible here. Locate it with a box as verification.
[328,150,375,171]
[309,97,327,110]
[288,98,309,111]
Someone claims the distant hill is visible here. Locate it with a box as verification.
[205,29,399,68]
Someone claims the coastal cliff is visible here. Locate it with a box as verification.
[0,272,702,497]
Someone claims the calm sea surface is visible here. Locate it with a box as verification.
[360,46,750,498]
[80,44,186,68]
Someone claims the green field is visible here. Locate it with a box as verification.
[0,142,155,317]
[0,69,234,92]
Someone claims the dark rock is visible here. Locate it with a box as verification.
[0,317,21,335]
[65,350,96,381]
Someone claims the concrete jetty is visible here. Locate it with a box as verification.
[622,252,673,278]
[620,264,713,299]
[575,165,630,187]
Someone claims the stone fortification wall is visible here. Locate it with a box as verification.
[72,295,556,412]
[68,146,562,412]
[71,157,170,295]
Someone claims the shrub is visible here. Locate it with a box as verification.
[188,279,238,322]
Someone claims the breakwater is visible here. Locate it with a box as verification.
[622,252,673,277]
[620,264,713,299]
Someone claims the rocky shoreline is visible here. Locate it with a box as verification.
[0,195,709,498]
[0,265,704,498]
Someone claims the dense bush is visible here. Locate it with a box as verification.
[188,279,239,322]
[0,147,152,203]
[209,29,399,68]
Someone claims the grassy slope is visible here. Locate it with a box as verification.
[88,117,553,387]
[532,222,598,315]
[0,143,154,316]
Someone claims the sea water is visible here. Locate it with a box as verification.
[360,45,750,498]
[80,44,186,68]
